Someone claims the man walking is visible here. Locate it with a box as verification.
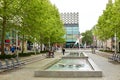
[62,48,65,55]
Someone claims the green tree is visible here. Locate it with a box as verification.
[93,0,113,41]
[81,30,93,46]
[0,0,65,54]
[17,0,65,52]
[93,0,120,51]
[0,0,28,54]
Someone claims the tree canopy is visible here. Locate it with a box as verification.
[93,0,120,41]
[0,0,65,54]
[81,30,93,46]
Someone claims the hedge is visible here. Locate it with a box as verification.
[0,54,17,59]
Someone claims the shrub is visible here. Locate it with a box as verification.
[40,50,49,53]
[36,52,41,54]
[18,53,32,57]
[27,52,35,55]
[99,50,114,53]
[0,54,17,59]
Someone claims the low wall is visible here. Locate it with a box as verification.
[35,70,102,77]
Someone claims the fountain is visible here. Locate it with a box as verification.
[62,52,88,59]
[34,52,102,77]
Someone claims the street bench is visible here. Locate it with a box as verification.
[14,57,25,66]
[5,59,14,70]
[11,58,24,68]
[0,58,25,72]
[0,59,13,72]
[0,60,8,72]
[108,53,120,62]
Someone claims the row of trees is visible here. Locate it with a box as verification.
[0,0,65,54]
[93,0,120,41]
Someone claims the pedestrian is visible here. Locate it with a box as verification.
[62,48,65,55]
[5,47,9,54]
[10,46,15,54]
[91,46,95,54]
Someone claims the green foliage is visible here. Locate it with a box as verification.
[18,0,65,47]
[93,0,120,41]
[81,30,93,45]
[18,53,32,57]
[0,0,65,54]
[40,50,49,53]
[99,49,114,53]
[0,54,17,59]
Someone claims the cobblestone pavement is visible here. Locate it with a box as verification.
[0,49,120,80]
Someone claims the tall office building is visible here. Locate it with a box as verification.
[60,12,80,48]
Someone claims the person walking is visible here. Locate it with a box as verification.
[62,48,65,55]
[10,46,15,54]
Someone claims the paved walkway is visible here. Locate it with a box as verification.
[0,49,120,80]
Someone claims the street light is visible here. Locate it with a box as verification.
[16,31,19,58]
[114,32,117,54]
[49,38,50,50]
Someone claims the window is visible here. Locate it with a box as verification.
[67,30,72,34]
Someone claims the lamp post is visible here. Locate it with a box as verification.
[114,32,117,54]
[49,38,50,50]
[79,35,83,50]
[16,31,18,58]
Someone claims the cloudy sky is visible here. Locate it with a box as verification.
[50,0,108,33]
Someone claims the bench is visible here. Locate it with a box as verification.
[4,59,13,70]
[11,58,21,68]
[108,53,120,62]
[0,58,25,73]
[0,60,8,72]
[14,57,25,65]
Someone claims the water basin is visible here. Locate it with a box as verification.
[34,52,102,77]
[46,59,93,71]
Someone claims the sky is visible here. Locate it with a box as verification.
[50,0,108,33]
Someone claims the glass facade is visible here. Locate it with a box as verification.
[64,24,80,47]
[60,12,80,48]
[65,24,79,42]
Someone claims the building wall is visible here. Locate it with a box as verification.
[96,38,114,50]
[64,24,79,42]
[60,12,80,48]
[0,30,26,52]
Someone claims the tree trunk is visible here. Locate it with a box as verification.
[1,1,7,54]
[40,43,42,51]
[1,16,7,54]
[106,40,107,50]
[111,38,113,51]
[21,35,25,53]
